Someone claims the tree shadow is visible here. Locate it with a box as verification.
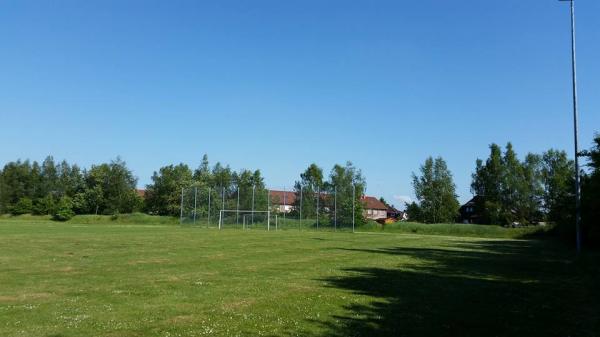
[290,240,599,337]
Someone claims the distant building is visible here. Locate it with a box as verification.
[268,191,402,221]
[269,190,296,213]
[361,196,388,220]
[136,189,146,199]
[387,206,408,221]
[459,196,484,224]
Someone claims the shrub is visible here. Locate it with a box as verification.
[52,197,75,221]
[11,198,33,215]
[32,195,57,215]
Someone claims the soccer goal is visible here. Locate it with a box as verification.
[218,210,278,230]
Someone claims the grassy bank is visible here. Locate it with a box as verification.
[0,213,179,226]
[0,214,554,239]
[359,221,554,239]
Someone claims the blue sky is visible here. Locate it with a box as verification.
[1,0,599,208]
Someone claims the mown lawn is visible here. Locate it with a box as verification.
[0,218,598,337]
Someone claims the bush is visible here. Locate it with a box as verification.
[32,195,57,215]
[52,197,75,221]
[11,198,33,215]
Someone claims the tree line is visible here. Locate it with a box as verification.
[0,153,367,224]
[144,154,270,217]
[146,157,367,226]
[0,157,141,220]
[291,162,366,226]
[406,133,600,246]
[2,134,599,245]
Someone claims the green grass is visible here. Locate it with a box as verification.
[0,218,598,337]
[358,221,554,239]
[1,213,179,226]
[1,214,552,239]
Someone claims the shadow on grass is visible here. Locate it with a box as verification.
[281,240,598,337]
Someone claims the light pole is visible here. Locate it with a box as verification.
[560,0,582,253]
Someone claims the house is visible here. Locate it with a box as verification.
[268,190,296,213]
[361,196,388,220]
[459,196,484,224]
[387,206,408,221]
[267,191,401,221]
[135,189,146,199]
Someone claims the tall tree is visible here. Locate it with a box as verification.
[86,158,141,214]
[471,144,505,224]
[40,156,59,197]
[193,154,211,185]
[0,160,36,214]
[471,143,545,225]
[412,157,459,223]
[521,153,544,222]
[145,164,193,216]
[293,164,324,219]
[328,162,366,226]
[541,149,575,225]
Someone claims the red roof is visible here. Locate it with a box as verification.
[269,190,297,205]
[135,189,146,198]
[361,196,388,210]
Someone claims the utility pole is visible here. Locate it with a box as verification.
[560,0,582,252]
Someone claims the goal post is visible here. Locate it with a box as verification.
[218,210,273,230]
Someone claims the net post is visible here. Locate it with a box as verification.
[218,209,222,230]
[251,184,255,225]
[334,185,337,231]
[267,210,271,231]
[352,184,356,233]
[299,185,303,231]
[208,187,211,227]
[193,186,197,225]
[236,186,240,225]
[221,186,225,216]
[316,186,319,231]
[180,187,184,225]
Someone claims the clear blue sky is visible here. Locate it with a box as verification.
[1,0,599,208]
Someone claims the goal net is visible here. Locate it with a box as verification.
[218,210,276,230]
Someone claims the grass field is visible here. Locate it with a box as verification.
[1,218,598,337]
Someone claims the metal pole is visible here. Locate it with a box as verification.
[251,184,255,225]
[193,186,197,225]
[283,186,286,226]
[221,186,225,217]
[180,187,184,225]
[236,186,240,225]
[299,185,303,230]
[267,189,270,230]
[334,185,337,231]
[570,0,582,253]
[561,0,582,252]
[208,187,211,227]
[316,186,319,230]
[352,184,356,233]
